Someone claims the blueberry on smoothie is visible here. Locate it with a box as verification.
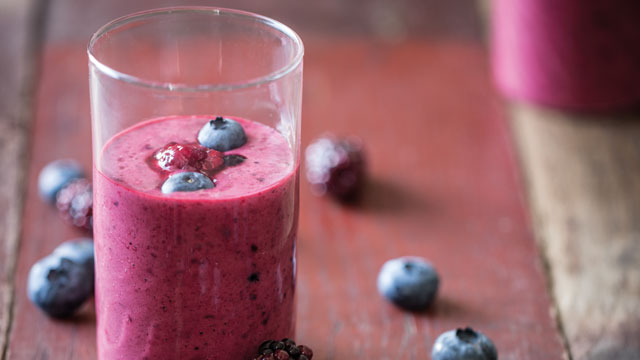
[27,240,95,318]
[431,327,498,360]
[377,256,439,311]
[161,171,214,194]
[197,116,247,151]
[38,159,84,204]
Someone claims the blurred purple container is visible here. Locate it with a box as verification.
[491,0,640,111]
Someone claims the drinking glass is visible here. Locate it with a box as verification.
[88,7,303,359]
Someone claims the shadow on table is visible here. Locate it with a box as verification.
[343,177,432,216]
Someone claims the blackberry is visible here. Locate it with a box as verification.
[254,338,313,359]
[305,134,365,201]
[55,178,93,231]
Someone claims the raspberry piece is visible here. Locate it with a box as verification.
[153,142,223,172]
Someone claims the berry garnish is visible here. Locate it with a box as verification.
[27,239,95,318]
[305,135,365,200]
[56,178,93,231]
[254,339,313,360]
[38,159,84,204]
[198,116,247,151]
[154,142,223,172]
[431,327,497,360]
[377,256,439,311]
[161,171,214,194]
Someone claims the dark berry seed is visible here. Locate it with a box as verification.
[286,346,301,357]
[282,338,296,347]
[259,340,274,353]
[248,273,260,282]
[274,349,290,360]
[270,341,285,351]
[298,345,313,359]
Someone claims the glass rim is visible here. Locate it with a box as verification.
[87,6,304,92]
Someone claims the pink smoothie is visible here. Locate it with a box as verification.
[93,115,298,360]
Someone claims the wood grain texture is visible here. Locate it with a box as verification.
[5,0,567,358]
[511,103,640,359]
[0,0,42,357]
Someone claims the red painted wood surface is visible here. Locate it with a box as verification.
[5,1,567,359]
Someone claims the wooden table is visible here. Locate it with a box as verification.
[1,0,638,359]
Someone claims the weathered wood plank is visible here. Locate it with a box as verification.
[511,103,640,359]
[0,0,43,358]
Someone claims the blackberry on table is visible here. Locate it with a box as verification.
[253,338,313,360]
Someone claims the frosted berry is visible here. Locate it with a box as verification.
[305,135,365,200]
[55,178,93,231]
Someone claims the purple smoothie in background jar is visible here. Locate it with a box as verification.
[491,0,640,111]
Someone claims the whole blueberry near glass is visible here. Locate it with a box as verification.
[38,159,84,204]
[431,327,498,360]
[52,238,95,274]
[377,256,439,311]
[27,240,95,318]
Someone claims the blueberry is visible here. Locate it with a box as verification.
[38,159,84,204]
[431,327,497,360]
[161,171,214,194]
[197,116,247,151]
[27,245,95,318]
[52,238,94,273]
[377,256,439,311]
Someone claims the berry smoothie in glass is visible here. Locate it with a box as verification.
[88,8,303,360]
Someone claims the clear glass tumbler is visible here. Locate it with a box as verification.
[88,7,303,359]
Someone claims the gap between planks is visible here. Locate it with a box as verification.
[510,102,640,360]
